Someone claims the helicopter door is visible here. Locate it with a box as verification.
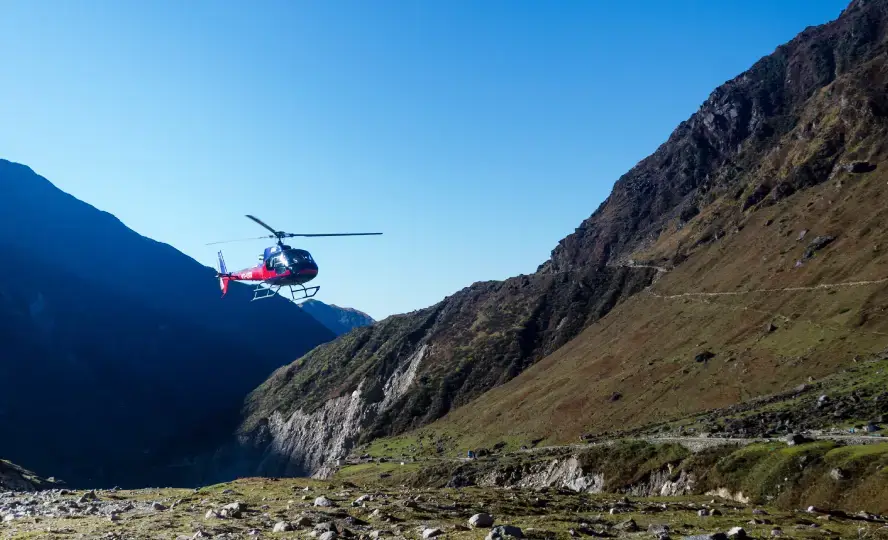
[273,255,289,275]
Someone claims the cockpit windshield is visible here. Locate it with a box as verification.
[282,249,314,265]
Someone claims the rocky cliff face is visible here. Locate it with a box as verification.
[299,299,375,335]
[544,0,888,273]
[226,0,888,479]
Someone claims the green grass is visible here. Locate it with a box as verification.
[334,461,423,484]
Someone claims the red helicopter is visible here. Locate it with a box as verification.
[208,215,382,302]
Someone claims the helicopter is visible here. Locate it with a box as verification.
[207,214,382,302]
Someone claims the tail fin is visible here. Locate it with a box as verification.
[217,251,230,297]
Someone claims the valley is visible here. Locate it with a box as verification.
[217,0,888,486]
[6,0,888,537]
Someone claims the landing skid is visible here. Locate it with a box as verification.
[251,282,320,303]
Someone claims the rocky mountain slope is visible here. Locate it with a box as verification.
[221,0,888,480]
[0,459,61,492]
[0,160,336,488]
[403,0,888,452]
[299,299,376,335]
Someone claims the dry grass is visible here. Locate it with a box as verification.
[401,155,888,453]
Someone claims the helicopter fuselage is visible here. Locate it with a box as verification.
[232,245,318,285]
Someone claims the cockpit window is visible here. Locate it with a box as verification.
[284,249,313,264]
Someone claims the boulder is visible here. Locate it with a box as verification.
[649,524,671,535]
[273,521,294,532]
[803,235,835,259]
[783,433,811,446]
[469,513,495,528]
[842,161,876,173]
[695,351,716,363]
[617,519,639,532]
[486,525,525,539]
[220,502,244,518]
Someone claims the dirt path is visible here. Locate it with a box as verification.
[515,433,887,455]
[648,276,888,299]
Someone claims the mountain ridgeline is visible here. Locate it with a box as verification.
[299,299,375,335]
[219,0,888,479]
[0,160,336,488]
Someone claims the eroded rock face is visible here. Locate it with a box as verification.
[470,454,694,498]
[626,469,696,498]
[479,457,606,493]
[225,346,432,479]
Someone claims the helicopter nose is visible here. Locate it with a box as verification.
[292,263,318,277]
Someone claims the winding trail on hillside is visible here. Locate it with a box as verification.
[611,259,888,298]
[609,259,888,335]
[648,276,888,299]
[351,434,888,470]
[515,434,888,455]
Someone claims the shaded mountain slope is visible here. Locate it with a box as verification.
[0,459,61,492]
[299,299,375,335]
[0,159,333,359]
[227,0,888,478]
[0,161,335,488]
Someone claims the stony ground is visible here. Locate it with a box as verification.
[3,477,888,540]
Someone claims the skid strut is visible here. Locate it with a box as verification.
[251,282,319,302]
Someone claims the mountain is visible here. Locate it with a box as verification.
[299,299,375,335]
[218,0,888,479]
[0,160,336,488]
[0,459,62,492]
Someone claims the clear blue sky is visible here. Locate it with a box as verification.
[0,0,848,321]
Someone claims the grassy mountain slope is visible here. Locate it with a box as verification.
[378,34,888,453]
[417,169,888,449]
[230,0,888,476]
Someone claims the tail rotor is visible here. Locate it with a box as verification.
[217,251,231,297]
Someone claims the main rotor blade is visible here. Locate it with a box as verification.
[281,232,383,237]
[246,214,281,237]
[206,235,273,246]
